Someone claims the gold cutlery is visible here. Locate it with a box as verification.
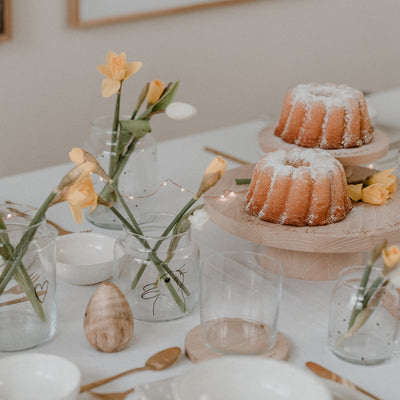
[89,387,135,400]
[203,147,250,165]
[80,346,181,393]
[305,361,381,400]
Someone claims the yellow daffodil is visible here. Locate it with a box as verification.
[195,156,227,198]
[367,168,396,193]
[65,176,98,224]
[97,52,142,98]
[347,184,363,202]
[69,148,112,183]
[146,79,164,105]
[382,245,400,270]
[361,183,389,205]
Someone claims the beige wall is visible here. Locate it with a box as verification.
[0,0,399,177]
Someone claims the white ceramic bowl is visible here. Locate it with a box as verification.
[173,357,332,400]
[56,232,115,285]
[0,353,81,400]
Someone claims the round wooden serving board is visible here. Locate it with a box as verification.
[185,325,290,363]
[258,127,389,167]
[205,165,400,280]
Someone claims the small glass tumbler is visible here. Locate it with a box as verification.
[328,266,400,365]
[0,204,57,351]
[113,212,199,321]
[200,251,283,355]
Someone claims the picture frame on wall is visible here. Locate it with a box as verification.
[68,0,260,28]
[0,0,11,42]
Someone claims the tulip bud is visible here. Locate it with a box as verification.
[367,168,396,193]
[195,156,227,199]
[146,80,164,106]
[382,245,400,270]
[347,184,363,202]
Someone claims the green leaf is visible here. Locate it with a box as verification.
[119,119,152,139]
[138,81,180,120]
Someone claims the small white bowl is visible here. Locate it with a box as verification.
[173,357,332,400]
[0,353,81,400]
[56,232,115,286]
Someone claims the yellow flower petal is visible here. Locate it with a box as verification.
[195,156,227,198]
[101,78,121,98]
[347,184,363,202]
[106,51,118,64]
[125,62,143,80]
[96,64,112,79]
[382,245,400,270]
[147,79,164,105]
[361,183,389,205]
[69,148,85,165]
[368,168,397,193]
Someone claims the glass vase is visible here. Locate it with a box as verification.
[113,213,199,321]
[84,115,157,230]
[328,266,400,365]
[0,204,57,351]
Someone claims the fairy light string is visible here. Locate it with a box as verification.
[96,175,248,200]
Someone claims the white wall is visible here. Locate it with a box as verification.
[0,0,399,177]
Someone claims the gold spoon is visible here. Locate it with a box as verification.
[89,387,135,400]
[80,347,181,393]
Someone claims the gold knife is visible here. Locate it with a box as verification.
[305,361,381,400]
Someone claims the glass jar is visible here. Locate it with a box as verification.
[113,213,199,321]
[0,204,56,351]
[328,266,400,365]
[84,115,157,230]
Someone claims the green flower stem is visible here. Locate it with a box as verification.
[0,192,57,320]
[130,197,197,291]
[109,206,187,312]
[109,87,121,177]
[99,137,138,202]
[348,262,373,330]
[235,178,251,185]
[362,275,384,308]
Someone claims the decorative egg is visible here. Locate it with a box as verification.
[84,282,134,353]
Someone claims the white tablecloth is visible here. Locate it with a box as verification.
[0,120,399,399]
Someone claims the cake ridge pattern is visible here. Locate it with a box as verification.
[246,148,352,226]
[275,83,374,149]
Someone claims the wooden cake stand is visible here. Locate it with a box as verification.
[258,127,389,168]
[205,165,400,281]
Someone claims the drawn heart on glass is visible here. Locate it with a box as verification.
[34,280,49,303]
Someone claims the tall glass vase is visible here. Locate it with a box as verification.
[0,204,57,351]
[84,115,157,230]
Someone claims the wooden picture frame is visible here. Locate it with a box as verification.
[0,0,11,42]
[68,0,261,28]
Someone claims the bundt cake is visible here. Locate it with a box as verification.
[245,148,352,226]
[274,83,374,149]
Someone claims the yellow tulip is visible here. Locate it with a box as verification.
[146,80,165,105]
[361,183,389,205]
[97,52,142,98]
[382,245,400,270]
[195,156,227,199]
[65,176,98,224]
[367,168,396,193]
[56,162,96,192]
[347,184,363,202]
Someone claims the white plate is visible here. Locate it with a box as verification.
[0,353,81,400]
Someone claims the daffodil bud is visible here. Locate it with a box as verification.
[69,148,112,183]
[195,156,227,199]
[361,183,389,205]
[347,184,363,202]
[146,80,164,105]
[367,168,396,193]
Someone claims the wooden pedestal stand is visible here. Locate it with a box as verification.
[258,127,390,168]
[205,164,400,281]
